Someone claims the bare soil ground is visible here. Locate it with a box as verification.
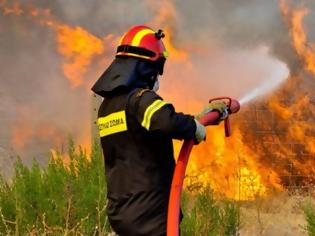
[238,193,310,236]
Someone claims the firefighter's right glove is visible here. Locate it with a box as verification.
[195,101,228,122]
[194,119,206,144]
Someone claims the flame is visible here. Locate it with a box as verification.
[2,2,22,15]
[11,108,66,152]
[1,1,108,89]
[2,1,108,156]
[56,25,105,88]
[172,0,315,199]
[181,126,281,200]
[163,27,188,62]
[147,0,189,63]
[269,92,315,154]
[12,120,34,150]
[280,0,315,76]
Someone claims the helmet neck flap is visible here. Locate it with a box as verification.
[91,57,163,97]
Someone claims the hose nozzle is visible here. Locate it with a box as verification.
[200,97,240,137]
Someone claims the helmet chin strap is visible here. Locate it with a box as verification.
[152,75,160,92]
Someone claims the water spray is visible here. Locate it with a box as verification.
[239,63,289,105]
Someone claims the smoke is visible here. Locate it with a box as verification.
[175,0,314,68]
[0,0,314,166]
[0,1,97,163]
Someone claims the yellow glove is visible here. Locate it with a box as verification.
[195,101,228,121]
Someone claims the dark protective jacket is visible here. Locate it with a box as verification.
[97,88,196,235]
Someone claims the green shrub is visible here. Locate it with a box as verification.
[0,139,111,235]
[0,140,240,235]
[181,187,240,236]
[303,199,315,236]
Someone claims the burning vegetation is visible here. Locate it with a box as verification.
[0,0,315,203]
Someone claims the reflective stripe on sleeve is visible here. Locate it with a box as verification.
[98,111,127,137]
[141,99,168,130]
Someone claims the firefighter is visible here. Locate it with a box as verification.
[91,25,227,236]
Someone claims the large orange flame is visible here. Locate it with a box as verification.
[1,2,108,89]
[56,25,105,88]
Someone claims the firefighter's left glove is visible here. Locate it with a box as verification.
[195,101,228,122]
[194,119,206,144]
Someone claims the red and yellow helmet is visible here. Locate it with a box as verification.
[116,25,169,62]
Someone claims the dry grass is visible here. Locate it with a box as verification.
[239,192,311,236]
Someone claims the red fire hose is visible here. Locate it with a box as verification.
[167,97,241,236]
